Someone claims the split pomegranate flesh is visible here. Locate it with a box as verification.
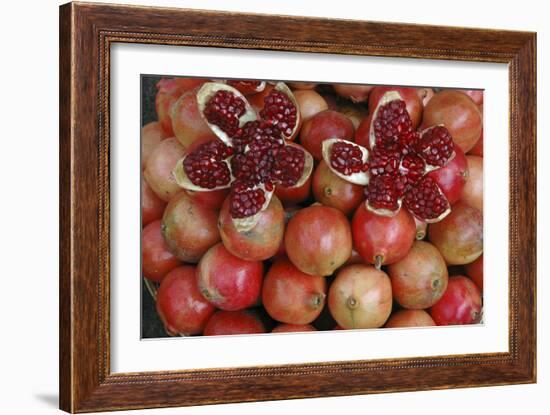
[365,175,403,212]
[399,153,426,189]
[183,140,233,189]
[372,100,417,151]
[260,90,298,138]
[203,90,247,137]
[415,126,455,167]
[272,145,306,187]
[229,182,267,219]
[329,141,368,176]
[403,176,450,221]
[368,147,401,178]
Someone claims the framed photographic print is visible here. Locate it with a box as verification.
[59,2,536,413]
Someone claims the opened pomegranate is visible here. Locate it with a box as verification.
[369,86,424,129]
[142,220,180,282]
[465,254,483,292]
[259,83,301,140]
[203,310,267,336]
[141,121,167,169]
[300,110,355,160]
[430,275,482,325]
[403,176,451,223]
[321,139,370,185]
[144,137,186,202]
[427,145,469,205]
[272,324,317,333]
[273,142,314,205]
[142,178,166,227]
[384,310,435,328]
[462,155,483,212]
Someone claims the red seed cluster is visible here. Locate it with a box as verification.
[183,141,233,189]
[365,175,403,212]
[403,176,450,221]
[399,153,427,189]
[227,80,262,95]
[329,142,367,176]
[203,90,247,137]
[232,121,284,153]
[260,90,298,138]
[415,126,455,167]
[229,182,267,218]
[368,147,401,178]
[272,145,306,187]
[372,100,415,150]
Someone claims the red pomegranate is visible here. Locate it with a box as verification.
[354,114,372,149]
[368,86,424,129]
[469,128,483,157]
[203,310,267,336]
[462,155,483,212]
[465,255,483,292]
[156,266,216,335]
[384,310,436,328]
[141,220,180,282]
[262,259,326,324]
[388,241,449,309]
[332,83,373,103]
[248,84,275,113]
[274,142,314,205]
[428,201,483,265]
[300,110,355,160]
[141,121,166,169]
[142,178,166,227]
[427,146,469,205]
[352,204,416,268]
[285,205,352,276]
[162,192,220,263]
[197,243,263,311]
[422,90,482,153]
[218,195,285,261]
[293,89,328,121]
[430,275,482,325]
[337,102,368,129]
[182,188,229,210]
[328,264,393,329]
[272,324,317,333]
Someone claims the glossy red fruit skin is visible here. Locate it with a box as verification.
[142,178,166,227]
[272,324,317,333]
[332,84,373,103]
[294,89,329,121]
[328,264,393,329]
[368,86,424,129]
[312,161,364,215]
[162,192,220,263]
[144,137,186,202]
[141,220,180,282]
[462,155,483,212]
[197,243,263,311]
[428,202,483,265]
[354,114,372,149]
[142,122,167,169]
[465,255,483,292]
[427,146,469,205]
[384,309,436,328]
[422,90,482,153]
[203,310,266,336]
[352,204,416,267]
[388,241,449,309]
[262,259,326,325]
[219,195,285,261]
[430,275,482,325]
[156,266,216,335]
[183,188,229,210]
[274,176,312,205]
[285,205,352,276]
[468,128,483,157]
[299,110,355,160]
[248,84,275,113]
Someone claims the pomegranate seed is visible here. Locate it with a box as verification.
[368,147,401,178]
[260,90,298,138]
[403,176,450,221]
[373,99,416,151]
[329,142,366,176]
[365,175,404,212]
[227,80,262,94]
[415,126,455,167]
[183,141,232,189]
[399,153,426,189]
[229,182,267,218]
[203,90,246,137]
[272,145,306,187]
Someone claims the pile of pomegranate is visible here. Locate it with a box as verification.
[142,77,484,336]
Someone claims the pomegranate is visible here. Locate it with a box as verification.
[273,142,314,205]
[197,243,263,311]
[141,121,166,169]
[456,89,484,106]
[285,205,352,276]
[469,128,483,157]
[465,255,483,292]
[354,114,372,149]
[337,102,368,129]
[144,137,186,202]
[289,82,318,90]
[422,90,482,153]
[142,220,180,282]
[368,86,423,129]
[218,195,285,261]
[462,155,483,212]
[321,139,370,185]
[430,275,482,325]
[142,178,166,227]
[332,83,373,103]
[428,201,483,265]
[293,89,328,121]
[300,110,355,160]
[328,264,392,329]
[259,82,302,140]
[418,87,435,107]
[312,160,364,215]
[352,204,416,268]
[388,241,449,309]
[162,192,220,263]
[183,188,229,210]
[402,176,451,223]
[203,310,267,336]
[262,259,326,324]
[414,218,427,240]
[272,324,316,333]
[248,84,274,113]
[226,79,266,95]
[156,266,216,335]
[385,310,435,328]
[427,145,469,205]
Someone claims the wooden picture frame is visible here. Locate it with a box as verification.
[59,2,536,412]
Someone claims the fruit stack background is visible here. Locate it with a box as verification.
[141,75,484,338]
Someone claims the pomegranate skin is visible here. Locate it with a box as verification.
[274,176,312,206]
[197,243,263,311]
[430,276,482,325]
[328,264,393,329]
[368,86,424,129]
[262,259,326,325]
[469,128,483,157]
[388,241,449,309]
[141,220,180,282]
[333,83,373,103]
[465,255,483,292]
[183,188,229,210]
[141,121,167,169]
[219,195,285,261]
[203,310,267,336]
[428,202,483,265]
[352,204,416,267]
[293,89,329,121]
[144,137,186,202]
[285,205,352,276]
[300,110,355,160]
[272,324,317,333]
[385,310,436,328]
[427,146,469,205]
[142,178,166,227]
[456,89,484,106]
[422,90,482,153]
[156,266,216,335]
[354,114,372,149]
[162,192,220,263]
[462,155,483,212]
[312,161,364,215]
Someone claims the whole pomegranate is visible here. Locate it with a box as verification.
[300,110,355,160]
[142,178,166,227]
[218,195,285,261]
[183,188,229,210]
[368,86,424,129]
[262,259,326,324]
[285,205,352,276]
[427,146,469,205]
[156,266,216,335]
[141,121,166,169]
[141,220,180,282]
[384,310,436,328]
[461,155,483,212]
[423,90,482,153]
[197,243,263,311]
[428,202,483,265]
[203,310,267,336]
[352,204,416,268]
[465,255,483,292]
[162,191,220,263]
[293,89,329,121]
[430,275,482,325]
[388,241,449,309]
[328,264,392,329]
[333,83,373,103]
[144,137,186,202]
[272,324,317,333]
